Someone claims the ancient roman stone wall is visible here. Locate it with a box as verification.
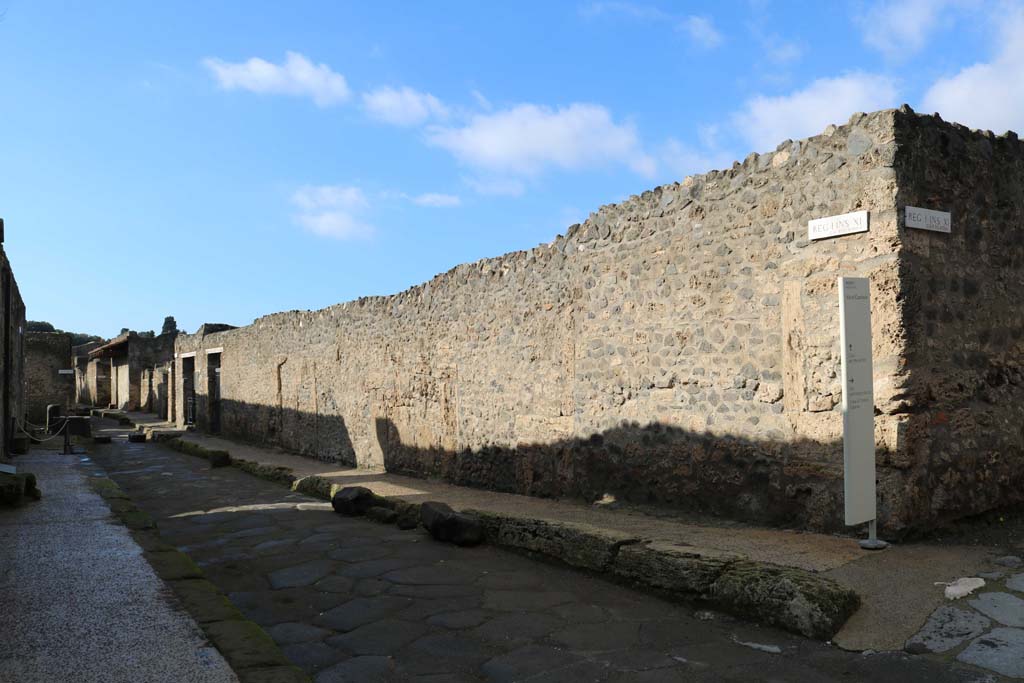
[894,110,1024,526]
[24,332,72,423]
[176,109,922,531]
[0,245,26,456]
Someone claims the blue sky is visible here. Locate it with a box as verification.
[1,1,1019,337]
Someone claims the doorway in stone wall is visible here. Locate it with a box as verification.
[207,352,221,433]
[182,356,196,426]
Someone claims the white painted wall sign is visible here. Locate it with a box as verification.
[905,206,951,233]
[839,277,876,527]
[57,369,74,375]
[808,210,869,241]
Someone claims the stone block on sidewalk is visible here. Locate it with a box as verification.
[331,486,387,516]
[420,501,483,546]
[128,433,147,443]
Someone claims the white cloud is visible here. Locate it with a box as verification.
[733,73,899,152]
[296,212,374,239]
[362,86,448,126]
[202,51,350,107]
[677,16,722,49]
[290,184,373,240]
[858,0,956,60]
[291,185,367,212]
[581,3,723,48]
[921,7,1024,134]
[470,89,492,111]
[427,103,655,177]
[412,193,461,207]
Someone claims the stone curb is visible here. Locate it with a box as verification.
[89,409,135,427]
[88,476,310,683]
[162,442,860,640]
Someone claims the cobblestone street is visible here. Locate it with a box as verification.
[89,437,1000,682]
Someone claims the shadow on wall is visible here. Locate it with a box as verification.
[375,416,864,533]
[374,415,1024,537]
[196,397,358,467]
[179,393,1024,536]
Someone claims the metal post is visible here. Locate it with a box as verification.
[859,519,889,550]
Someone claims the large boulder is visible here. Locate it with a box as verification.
[331,486,387,516]
[419,501,483,547]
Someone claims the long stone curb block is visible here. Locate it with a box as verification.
[233,458,294,486]
[144,549,204,580]
[128,432,147,443]
[170,578,247,625]
[292,475,334,500]
[237,665,311,683]
[467,509,641,572]
[612,542,733,595]
[166,438,233,467]
[204,620,292,671]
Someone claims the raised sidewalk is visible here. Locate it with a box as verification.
[123,412,999,652]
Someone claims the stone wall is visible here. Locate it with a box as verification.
[894,111,1024,527]
[176,109,927,532]
[0,242,25,457]
[24,332,72,423]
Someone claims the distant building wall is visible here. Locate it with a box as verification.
[24,332,72,423]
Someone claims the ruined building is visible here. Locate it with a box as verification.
[79,327,178,413]
[169,107,1024,534]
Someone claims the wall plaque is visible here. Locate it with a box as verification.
[905,206,951,233]
[808,210,869,241]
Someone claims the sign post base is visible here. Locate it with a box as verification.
[859,519,889,550]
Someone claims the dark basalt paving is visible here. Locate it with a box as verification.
[91,439,995,682]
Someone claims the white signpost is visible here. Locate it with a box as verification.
[839,277,887,550]
[808,210,869,241]
[905,206,951,233]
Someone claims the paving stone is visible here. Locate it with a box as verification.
[472,613,565,642]
[327,618,430,655]
[483,590,577,611]
[968,592,1024,627]
[956,628,1024,678]
[338,558,417,579]
[315,596,413,632]
[551,620,643,651]
[409,632,495,663]
[994,556,1023,569]
[525,659,613,682]
[481,644,583,681]
[269,559,337,589]
[400,597,482,621]
[382,565,481,586]
[390,583,481,600]
[905,605,992,653]
[327,545,392,563]
[1006,573,1024,592]
[267,621,334,644]
[427,609,491,629]
[553,603,608,623]
[591,648,680,672]
[314,575,356,593]
[352,578,391,596]
[315,655,401,683]
[281,640,350,671]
